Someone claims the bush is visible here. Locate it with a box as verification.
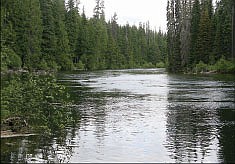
[75,60,85,70]
[195,61,208,73]
[155,61,165,68]
[1,73,80,133]
[58,54,74,71]
[214,57,235,73]
[1,46,22,69]
[38,59,49,70]
[1,110,10,120]
[47,60,60,71]
[8,51,22,69]
[142,62,154,68]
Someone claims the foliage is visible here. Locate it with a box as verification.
[38,59,49,70]
[1,73,80,133]
[155,61,165,68]
[58,54,74,71]
[193,57,235,73]
[213,57,235,73]
[1,46,22,70]
[142,62,155,68]
[1,0,167,72]
[195,61,208,73]
[74,60,85,70]
[167,0,233,73]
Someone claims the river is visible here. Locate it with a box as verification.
[1,68,235,163]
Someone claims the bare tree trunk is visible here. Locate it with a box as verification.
[180,0,192,69]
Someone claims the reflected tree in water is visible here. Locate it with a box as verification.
[165,104,218,163]
[217,109,235,163]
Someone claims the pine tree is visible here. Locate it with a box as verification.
[196,6,212,64]
[213,0,232,61]
[93,0,101,19]
[190,0,200,67]
[26,0,43,68]
[52,0,72,70]
[180,0,192,70]
[65,0,81,56]
[173,0,182,72]
[6,0,43,69]
[232,0,235,59]
[76,7,88,57]
[167,0,176,72]
[1,0,167,71]
[40,0,57,68]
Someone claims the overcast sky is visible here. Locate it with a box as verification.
[79,0,167,31]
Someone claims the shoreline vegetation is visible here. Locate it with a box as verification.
[1,72,81,138]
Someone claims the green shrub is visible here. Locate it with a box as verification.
[155,61,165,68]
[58,54,74,71]
[195,61,208,73]
[47,60,60,71]
[1,46,22,69]
[142,62,154,68]
[75,60,85,70]
[214,57,235,73]
[8,52,22,69]
[1,110,10,119]
[1,74,80,133]
[38,59,49,70]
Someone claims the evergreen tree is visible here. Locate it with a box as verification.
[196,7,212,64]
[213,0,232,61]
[4,0,43,69]
[1,0,167,72]
[52,0,72,70]
[172,0,182,72]
[40,0,57,68]
[65,0,81,56]
[190,0,200,67]
[76,7,88,58]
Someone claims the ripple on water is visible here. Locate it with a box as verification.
[2,69,234,163]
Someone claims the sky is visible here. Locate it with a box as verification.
[79,0,167,32]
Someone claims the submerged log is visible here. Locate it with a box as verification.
[1,130,37,138]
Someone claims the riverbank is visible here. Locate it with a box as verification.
[1,68,57,76]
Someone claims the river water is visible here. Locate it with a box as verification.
[1,69,235,163]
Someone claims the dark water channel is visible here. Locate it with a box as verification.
[1,69,235,163]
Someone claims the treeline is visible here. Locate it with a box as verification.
[167,0,235,73]
[1,0,167,71]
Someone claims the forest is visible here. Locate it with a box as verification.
[1,0,234,73]
[1,1,235,162]
[1,0,167,72]
[167,0,235,73]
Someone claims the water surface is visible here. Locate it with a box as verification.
[1,69,235,163]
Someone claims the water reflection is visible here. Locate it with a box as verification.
[1,123,81,163]
[217,108,235,163]
[165,105,219,163]
[1,69,234,163]
[165,75,235,163]
[61,69,171,162]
